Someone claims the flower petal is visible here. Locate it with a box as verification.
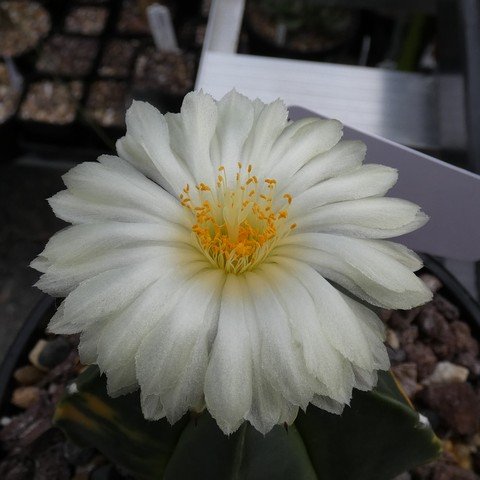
[239,276,286,434]
[272,242,431,309]
[280,233,431,296]
[311,395,345,415]
[259,263,354,404]
[96,262,211,396]
[165,91,218,185]
[136,269,225,424]
[289,164,398,217]
[35,245,200,297]
[48,260,165,333]
[267,119,343,181]
[50,156,187,226]
[295,197,428,238]
[204,274,253,435]
[284,140,366,195]
[213,90,255,173]
[245,271,313,409]
[39,221,191,265]
[140,391,165,420]
[279,257,379,371]
[116,100,194,195]
[243,99,288,172]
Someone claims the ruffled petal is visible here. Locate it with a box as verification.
[204,274,253,434]
[95,262,211,397]
[38,221,191,266]
[49,156,187,227]
[33,245,200,297]
[295,197,428,238]
[239,276,287,434]
[278,257,380,371]
[165,91,218,185]
[211,90,255,173]
[243,99,288,172]
[289,164,398,217]
[273,238,431,309]
[260,263,354,404]
[47,260,165,333]
[267,119,343,181]
[280,233,431,296]
[48,255,208,332]
[116,101,194,195]
[245,271,313,409]
[136,269,225,424]
[284,140,366,196]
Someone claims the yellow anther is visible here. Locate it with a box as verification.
[180,166,295,274]
[283,193,292,204]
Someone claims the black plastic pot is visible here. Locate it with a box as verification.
[0,117,21,164]
[0,295,55,417]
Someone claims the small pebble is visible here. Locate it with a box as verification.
[28,339,49,371]
[13,364,45,385]
[456,352,480,376]
[423,361,469,385]
[11,386,41,409]
[433,294,460,321]
[389,308,421,331]
[392,473,412,480]
[398,325,418,347]
[386,329,400,349]
[72,472,90,480]
[420,383,480,436]
[404,343,437,379]
[451,321,479,356]
[0,416,11,426]
[0,456,34,480]
[420,273,443,293]
[452,443,473,471]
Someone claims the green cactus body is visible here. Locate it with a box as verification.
[54,367,441,480]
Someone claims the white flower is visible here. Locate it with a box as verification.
[32,90,432,435]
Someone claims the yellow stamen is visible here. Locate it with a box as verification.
[181,165,296,274]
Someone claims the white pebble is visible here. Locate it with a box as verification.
[423,361,469,385]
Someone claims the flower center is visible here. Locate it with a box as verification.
[181,163,296,274]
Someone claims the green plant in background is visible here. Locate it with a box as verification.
[253,0,358,43]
